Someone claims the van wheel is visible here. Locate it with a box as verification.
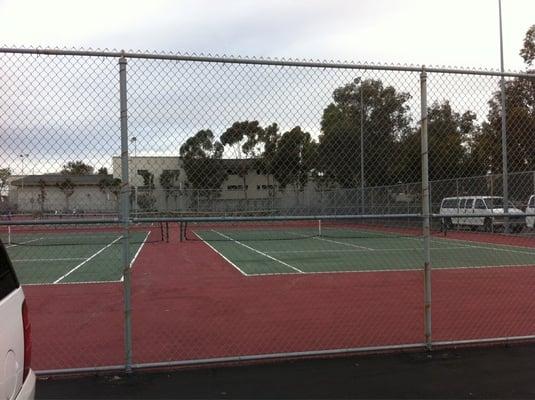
[484,217,492,232]
[441,218,452,231]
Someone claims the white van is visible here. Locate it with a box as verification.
[440,196,525,232]
[0,240,36,400]
[526,195,535,229]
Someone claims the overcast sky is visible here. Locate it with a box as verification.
[0,0,534,71]
[1,0,534,175]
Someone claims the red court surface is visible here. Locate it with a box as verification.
[22,227,535,372]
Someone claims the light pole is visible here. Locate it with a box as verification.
[19,153,29,190]
[130,137,137,213]
[498,0,509,232]
[131,137,137,157]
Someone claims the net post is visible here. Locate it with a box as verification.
[420,66,432,351]
[166,222,169,242]
[318,219,322,237]
[119,52,133,373]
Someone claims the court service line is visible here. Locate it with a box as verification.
[243,262,535,277]
[286,231,374,251]
[334,227,535,258]
[344,225,535,254]
[53,236,123,284]
[401,235,535,256]
[120,231,151,282]
[12,257,87,262]
[267,246,471,254]
[211,230,304,273]
[430,236,535,256]
[194,231,249,276]
[6,237,44,248]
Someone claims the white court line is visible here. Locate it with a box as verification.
[53,236,122,284]
[130,231,150,269]
[211,230,304,274]
[6,237,44,248]
[120,231,151,282]
[194,231,249,276]
[392,233,535,256]
[332,225,535,255]
[243,262,535,277]
[430,236,535,256]
[286,231,374,251]
[267,246,471,254]
[12,257,86,262]
[24,278,122,286]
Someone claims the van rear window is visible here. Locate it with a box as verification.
[0,241,19,300]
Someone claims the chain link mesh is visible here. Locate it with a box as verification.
[0,48,534,372]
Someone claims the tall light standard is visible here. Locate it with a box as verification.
[19,153,29,190]
[131,137,137,157]
[498,0,509,232]
[130,137,137,213]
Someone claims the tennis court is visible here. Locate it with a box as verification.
[2,229,152,284]
[189,221,535,276]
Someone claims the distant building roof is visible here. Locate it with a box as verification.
[180,158,260,174]
[10,174,113,187]
[221,158,258,170]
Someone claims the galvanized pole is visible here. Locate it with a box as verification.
[498,0,509,232]
[420,66,432,350]
[360,80,365,214]
[119,53,132,372]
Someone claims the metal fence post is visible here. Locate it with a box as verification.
[420,66,432,350]
[119,52,132,372]
[360,77,365,215]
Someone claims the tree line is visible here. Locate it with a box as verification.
[178,26,534,199]
[3,26,533,211]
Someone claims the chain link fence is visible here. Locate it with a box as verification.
[1,48,534,374]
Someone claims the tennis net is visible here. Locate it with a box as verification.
[181,216,423,242]
[1,221,169,247]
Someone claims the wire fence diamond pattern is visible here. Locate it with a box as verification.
[1,47,534,374]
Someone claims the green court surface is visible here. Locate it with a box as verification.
[194,228,535,276]
[3,231,150,284]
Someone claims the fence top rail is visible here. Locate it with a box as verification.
[134,213,423,224]
[0,213,421,226]
[1,47,534,78]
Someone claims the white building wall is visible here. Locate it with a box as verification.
[111,156,325,213]
[112,156,184,188]
[14,186,116,213]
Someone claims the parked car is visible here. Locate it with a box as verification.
[526,195,535,230]
[440,196,525,232]
[0,239,36,400]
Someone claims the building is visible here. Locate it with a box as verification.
[111,156,287,213]
[9,174,117,214]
